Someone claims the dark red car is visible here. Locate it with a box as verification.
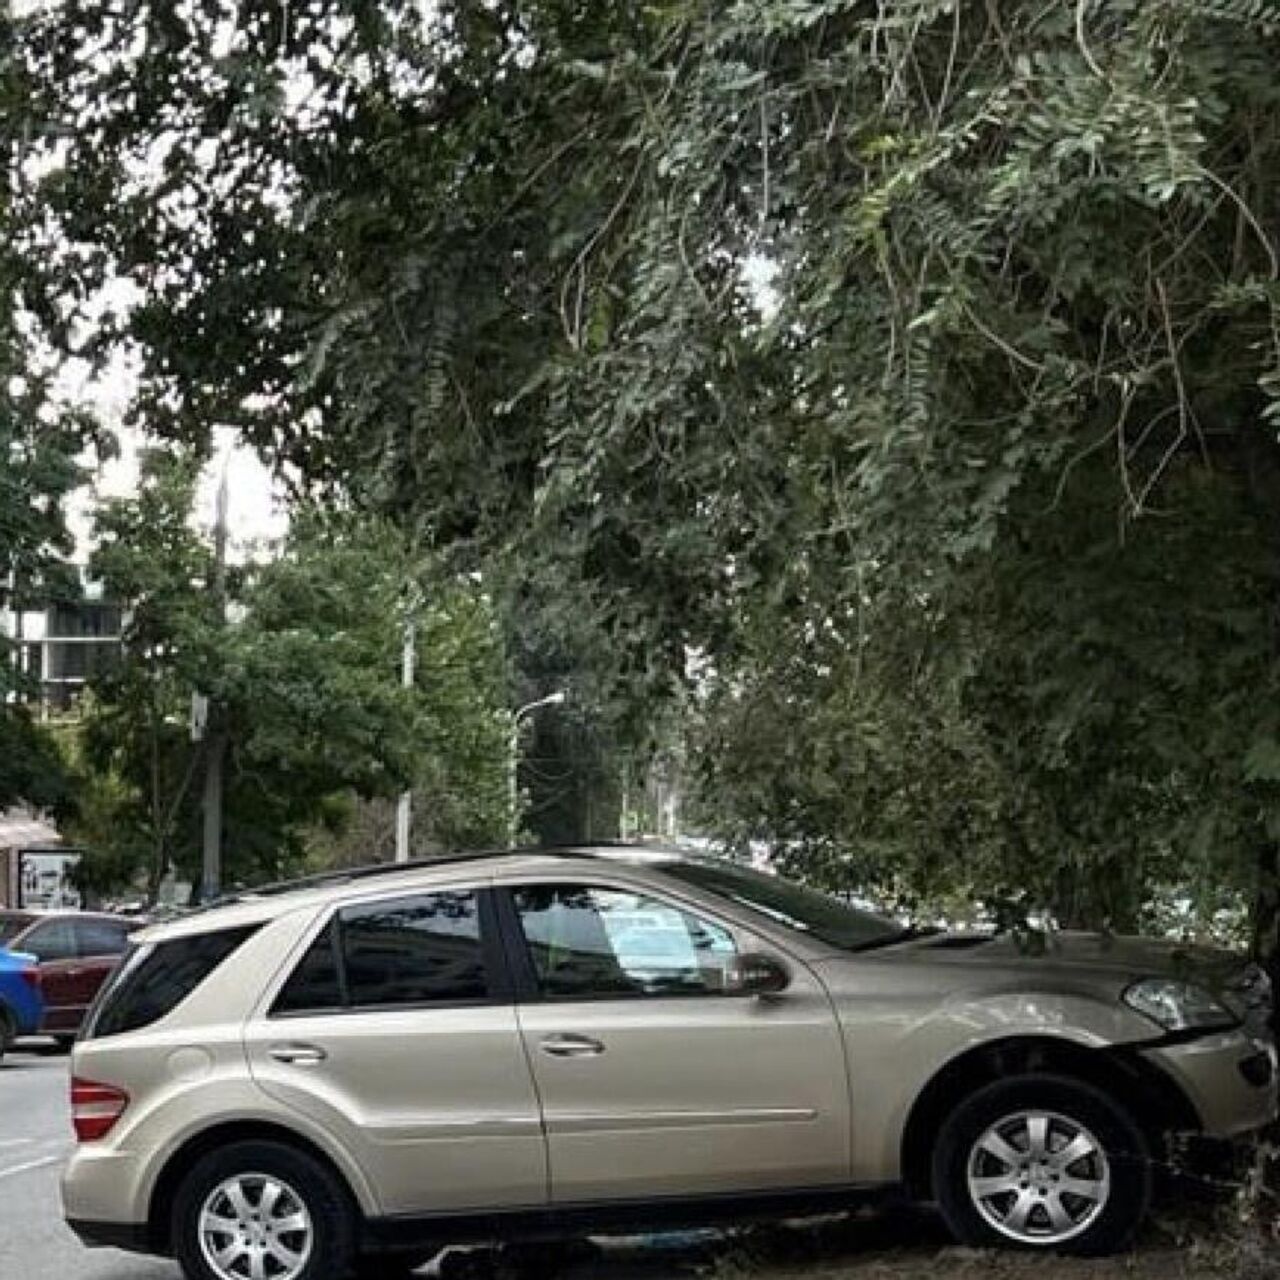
[0,909,141,1048]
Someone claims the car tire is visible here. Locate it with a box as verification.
[172,1140,357,1280]
[0,1006,13,1063]
[932,1073,1151,1256]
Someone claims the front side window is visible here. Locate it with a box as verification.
[273,890,488,1015]
[512,884,737,999]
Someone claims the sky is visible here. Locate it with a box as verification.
[62,356,289,561]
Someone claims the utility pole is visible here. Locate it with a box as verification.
[200,466,230,903]
[508,691,566,849]
[394,616,416,863]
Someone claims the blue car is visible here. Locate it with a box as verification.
[0,947,43,1061]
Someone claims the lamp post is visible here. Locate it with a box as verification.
[394,614,416,863]
[199,464,230,903]
[508,691,566,849]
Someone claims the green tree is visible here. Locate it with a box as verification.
[21,1,1280,964]
[0,1,102,813]
[229,514,511,864]
[75,450,510,897]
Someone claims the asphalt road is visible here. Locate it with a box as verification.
[0,1047,176,1280]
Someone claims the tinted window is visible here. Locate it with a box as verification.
[85,926,259,1040]
[513,884,737,999]
[74,919,131,958]
[18,919,77,962]
[273,922,344,1015]
[342,892,487,1007]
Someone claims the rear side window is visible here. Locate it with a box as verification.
[84,925,259,1040]
[274,890,488,1015]
[273,921,344,1014]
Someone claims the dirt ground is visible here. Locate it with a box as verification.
[473,1206,1280,1280]
[690,1208,1280,1280]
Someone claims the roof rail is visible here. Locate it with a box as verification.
[192,842,672,913]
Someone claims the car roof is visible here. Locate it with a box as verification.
[139,844,705,943]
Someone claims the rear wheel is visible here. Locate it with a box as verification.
[932,1074,1151,1256]
[172,1140,357,1280]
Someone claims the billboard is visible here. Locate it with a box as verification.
[17,849,82,910]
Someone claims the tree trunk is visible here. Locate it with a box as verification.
[1251,842,1280,1036]
[146,832,169,907]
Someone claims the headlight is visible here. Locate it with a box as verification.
[1123,978,1237,1032]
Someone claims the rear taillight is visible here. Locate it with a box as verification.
[20,966,40,991]
[70,1077,129,1142]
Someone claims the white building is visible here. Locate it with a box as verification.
[2,582,123,716]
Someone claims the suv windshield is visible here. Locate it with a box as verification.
[659,859,902,952]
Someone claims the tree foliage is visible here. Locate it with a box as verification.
[0,4,102,814]
[19,2,1280,947]
[75,450,509,896]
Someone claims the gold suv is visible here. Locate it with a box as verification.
[63,846,1276,1279]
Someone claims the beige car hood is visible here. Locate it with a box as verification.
[878,928,1257,1001]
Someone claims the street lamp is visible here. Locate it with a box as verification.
[508,690,566,848]
[199,461,230,903]
[394,613,417,864]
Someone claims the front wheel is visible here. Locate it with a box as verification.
[932,1074,1151,1256]
[172,1140,357,1280]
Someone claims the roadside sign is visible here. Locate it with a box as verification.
[17,849,82,909]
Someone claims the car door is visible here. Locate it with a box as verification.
[244,885,547,1216]
[14,918,80,1033]
[498,877,851,1204]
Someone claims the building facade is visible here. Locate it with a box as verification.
[2,587,123,716]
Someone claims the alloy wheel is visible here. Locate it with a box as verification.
[197,1171,315,1280]
[966,1109,1111,1245]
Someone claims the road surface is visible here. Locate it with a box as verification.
[0,1049,175,1279]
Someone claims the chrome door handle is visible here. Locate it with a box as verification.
[269,1043,328,1066]
[540,1033,605,1058]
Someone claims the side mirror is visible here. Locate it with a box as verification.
[726,952,790,997]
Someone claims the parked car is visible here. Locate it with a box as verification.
[0,946,43,1061]
[63,846,1275,1280]
[0,909,140,1048]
